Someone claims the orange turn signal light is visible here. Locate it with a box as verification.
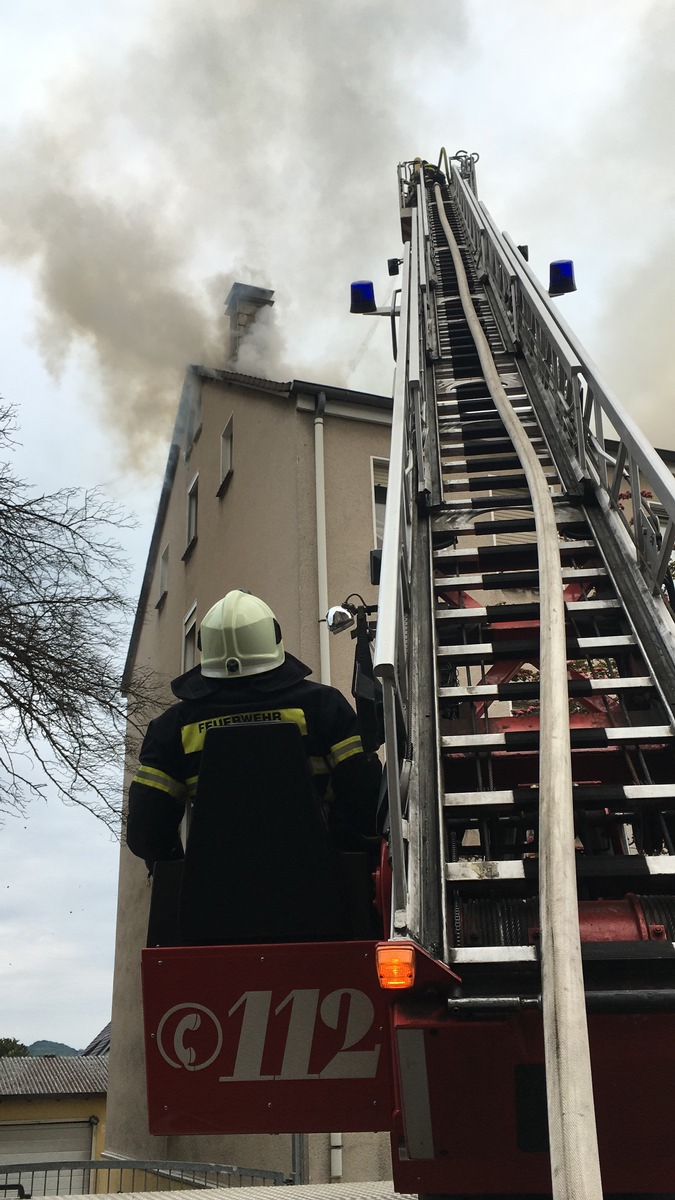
[376,943,416,990]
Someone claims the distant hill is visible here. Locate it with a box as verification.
[28,1040,81,1057]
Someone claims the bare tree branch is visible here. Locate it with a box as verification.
[0,401,158,829]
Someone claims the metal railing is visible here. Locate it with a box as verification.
[441,146,675,597]
[0,1159,288,1197]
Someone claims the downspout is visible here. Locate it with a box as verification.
[330,1131,343,1182]
[314,393,343,1183]
[314,391,331,686]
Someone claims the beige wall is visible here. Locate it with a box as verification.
[132,381,388,691]
[107,375,392,1179]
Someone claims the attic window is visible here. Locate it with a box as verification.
[217,416,234,497]
[372,458,389,548]
[183,474,199,559]
[184,388,203,460]
[156,544,169,609]
[183,602,197,672]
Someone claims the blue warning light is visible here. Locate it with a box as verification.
[350,280,377,314]
[548,259,576,297]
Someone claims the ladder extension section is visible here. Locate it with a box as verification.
[374,153,675,1200]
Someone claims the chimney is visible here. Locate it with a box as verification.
[225,282,274,364]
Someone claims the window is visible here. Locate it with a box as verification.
[183,473,199,558]
[370,458,389,586]
[184,384,203,460]
[217,416,234,496]
[156,544,169,609]
[179,607,196,847]
[372,458,389,549]
[183,602,197,672]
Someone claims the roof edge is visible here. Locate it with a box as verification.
[121,366,204,693]
[290,379,392,410]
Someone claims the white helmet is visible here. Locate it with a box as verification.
[199,590,285,678]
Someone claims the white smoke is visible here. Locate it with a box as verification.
[2,0,671,467]
[0,0,469,470]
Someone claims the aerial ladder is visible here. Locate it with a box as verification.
[141,151,675,1199]
[374,151,675,1198]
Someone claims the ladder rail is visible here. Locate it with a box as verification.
[373,232,414,933]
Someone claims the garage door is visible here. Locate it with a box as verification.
[0,1119,93,1193]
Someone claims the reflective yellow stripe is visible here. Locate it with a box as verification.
[186,774,199,797]
[309,756,330,776]
[133,765,186,800]
[329,734,364,767]
[181,708,308,755]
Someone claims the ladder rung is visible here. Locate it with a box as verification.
[450,947,538,964]
[435,598,622,622]
[441,454,547,474]
[438,676,655,700]
[442,436,526,454]
[566,599,622,613]
[443,472,559,491]
[441,726,674,750]
[439,496,537,511]
[445,855,675,883]
[433,539,596,562]
[436,635,636,663]
[435,567,608,588]
[431,510,584,536]
[446,861,526,882]
[443,783,675,809]
[439,411,534,423]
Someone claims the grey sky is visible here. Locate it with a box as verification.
[0,0,670,1046]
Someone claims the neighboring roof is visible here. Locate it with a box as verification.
[81,1023,111,1056]
[193,367,393,411]
[73,1184,413,1200]
[121,366,392,693]
[196,365,289,394]
[0,1055,108,1098]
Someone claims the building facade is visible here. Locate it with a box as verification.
[106,358,393,1183]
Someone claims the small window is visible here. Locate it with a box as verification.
[372,458,389,549]
[156,544,169,609]
[184,385,203,460]
[370,458,389,586]
[183,602,197,672]
[217,416,234,496]
[183,474,199,559]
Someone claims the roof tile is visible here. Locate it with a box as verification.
[0,1055,108,1098]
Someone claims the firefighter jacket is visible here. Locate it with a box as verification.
[126,652,381,870]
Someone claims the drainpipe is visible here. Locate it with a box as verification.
[314,395,344,1182]
[314,391,331,686]
[330,1131,343,1181]
[291,1132,306,1184]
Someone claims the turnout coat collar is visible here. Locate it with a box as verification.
[170,653,312,703]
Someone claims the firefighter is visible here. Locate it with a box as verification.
[126,589,381,872]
